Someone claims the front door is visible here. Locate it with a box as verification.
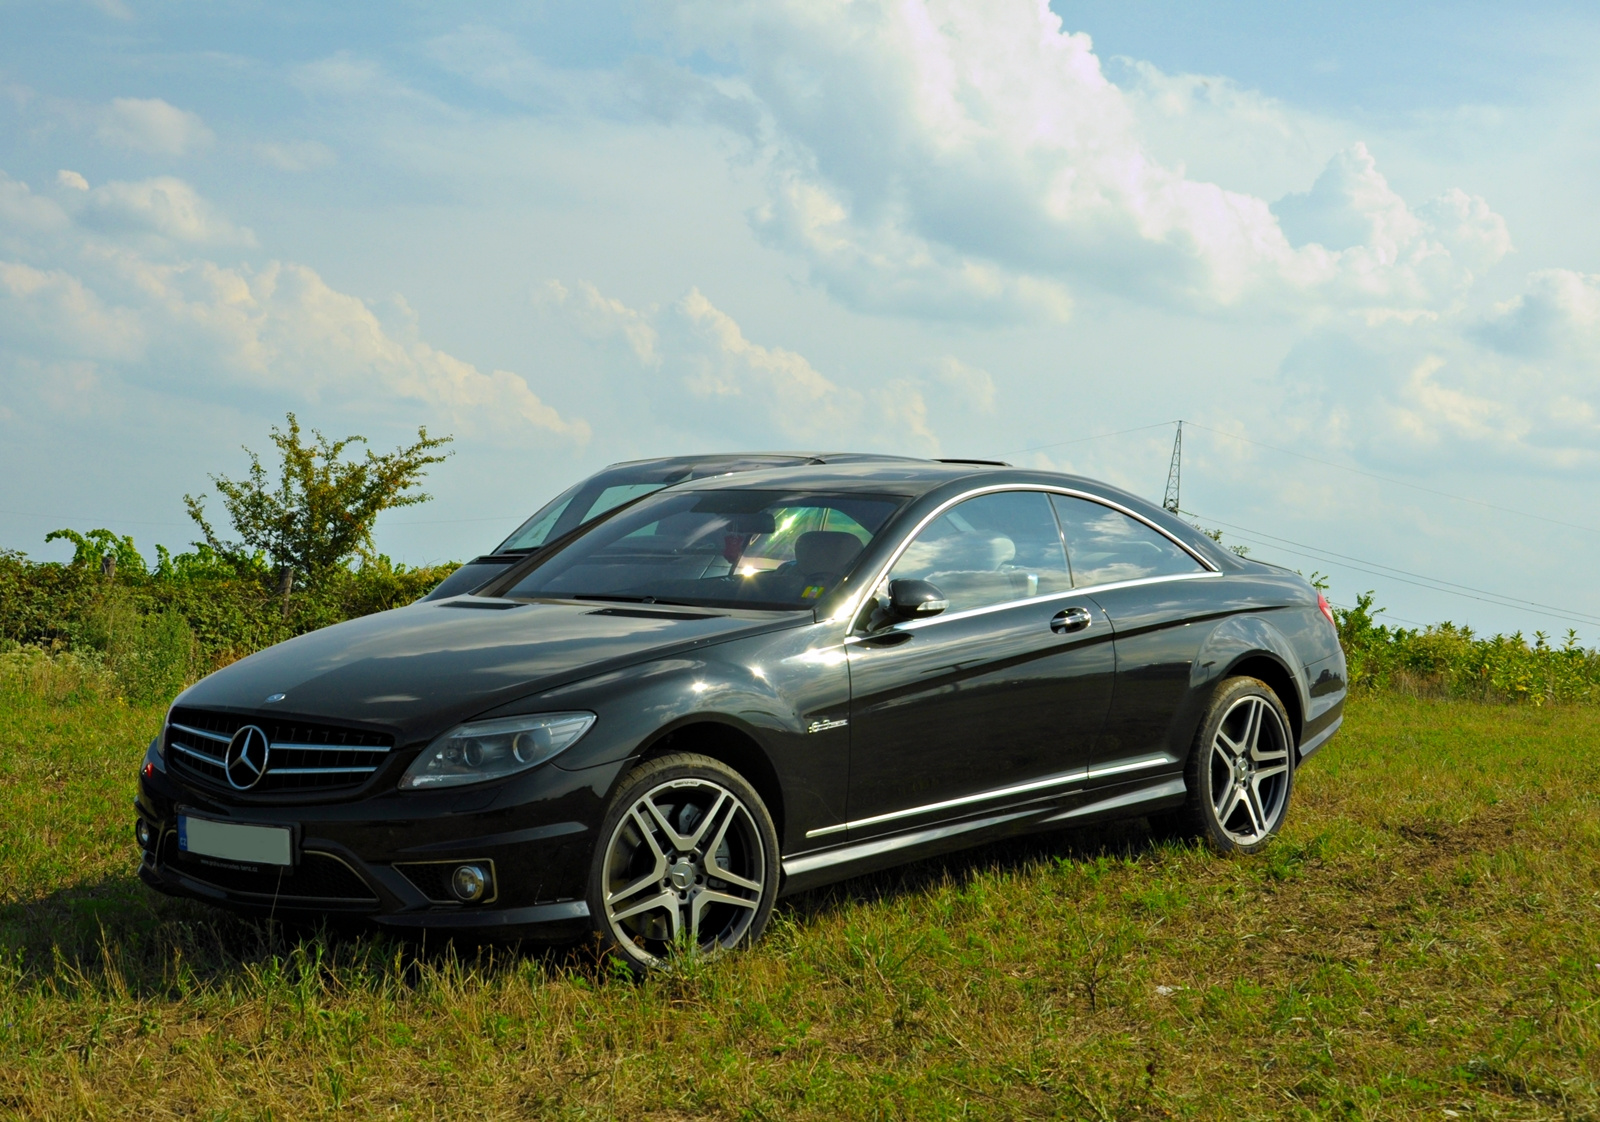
[844,490,1115,839]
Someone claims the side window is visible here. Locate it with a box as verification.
[580,483,666,523]
[498,490,577,551]
[1050,495,1204,587]
[888,491,1071,613]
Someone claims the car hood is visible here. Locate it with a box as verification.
[175,599,803,739]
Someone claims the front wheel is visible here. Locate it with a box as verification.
[1166,676,1296,854]
[587,752,780,971]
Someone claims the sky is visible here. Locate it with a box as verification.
[2,0,1598,640]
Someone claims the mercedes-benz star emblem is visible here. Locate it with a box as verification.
[225,725,272,790]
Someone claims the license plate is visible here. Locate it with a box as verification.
[178,814,293,866]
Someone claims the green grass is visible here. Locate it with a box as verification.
[3,657,1599,1119]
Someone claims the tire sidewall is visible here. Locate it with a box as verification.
[1191,677,1296,855]
[586,752,781,970]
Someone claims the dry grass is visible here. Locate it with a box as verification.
[2,667,1598,1119]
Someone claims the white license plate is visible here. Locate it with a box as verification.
[178,815,293,866]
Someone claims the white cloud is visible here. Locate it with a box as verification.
[56,169,89,191]
[96,97,214,155]
[539,279,660,364]
[670,287,860,439]
[672,0,1511,321]
[0,261,145,360]
[0,171,587,442]
[1477,269,1600,358]
[0,172,70,235]
[1261,270,1600,473]
[540,280,940,451]
[1117,60,1347,201]
[77,176,257,247]
[934,356,996,413]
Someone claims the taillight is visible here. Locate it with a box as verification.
[1317,591,1336,629]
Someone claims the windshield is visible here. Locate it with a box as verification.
[497,482,670,553]
[504,490,905,609]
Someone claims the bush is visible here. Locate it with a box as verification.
[0,541,459,704]
[1336,591,1600,705]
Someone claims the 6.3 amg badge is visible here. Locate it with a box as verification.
[224,725,271,790]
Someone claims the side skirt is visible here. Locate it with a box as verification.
[778,775,1187,897]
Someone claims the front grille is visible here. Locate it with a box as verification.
[165,707,394,794]
[162,835,377,905]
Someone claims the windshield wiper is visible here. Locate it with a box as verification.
[570,593,695,607]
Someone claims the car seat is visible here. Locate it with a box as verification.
[791,531,865,598]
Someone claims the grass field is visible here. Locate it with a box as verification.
[3,659,1598,1120]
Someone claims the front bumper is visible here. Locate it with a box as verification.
[134,751,625,941]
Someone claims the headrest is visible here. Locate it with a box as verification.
[794,530,864,576]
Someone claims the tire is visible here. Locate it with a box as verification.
[587,752,780,972]
[1163,676,1296,855]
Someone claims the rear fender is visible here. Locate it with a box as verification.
[1188,615,1309,749]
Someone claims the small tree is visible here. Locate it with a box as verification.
[185,414,453,581]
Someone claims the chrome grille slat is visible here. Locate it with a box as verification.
[271,741,390,754]
[171,741,226,766]
[269,766,379,775]
[170,722,231,743]
[165,707,396,794]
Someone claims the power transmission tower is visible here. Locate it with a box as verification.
[1163,421,1182,513]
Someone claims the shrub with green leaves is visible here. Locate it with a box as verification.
[0,540,457,700]
[1335,590,1600,704]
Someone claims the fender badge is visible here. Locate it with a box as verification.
[264,693,286,704]
[807,718,848,734]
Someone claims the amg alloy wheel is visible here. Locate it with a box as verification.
[589,753,779,970]
[1168,676,1296,854]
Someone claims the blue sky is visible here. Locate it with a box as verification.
[3,0,1598,639]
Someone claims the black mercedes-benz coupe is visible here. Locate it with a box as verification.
[135,461,1346,969]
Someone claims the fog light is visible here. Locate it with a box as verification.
[135,820,153,850]
[451,864,488,902]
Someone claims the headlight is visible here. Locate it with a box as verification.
[398,713,596,790]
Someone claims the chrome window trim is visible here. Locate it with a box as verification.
[803,753,1176,838]
[830,483,1218,627]
[847,569,1221,637]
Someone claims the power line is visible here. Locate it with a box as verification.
[1184,507,1600,629]
[1189,511,1590,613]
[1184,421,1600,536]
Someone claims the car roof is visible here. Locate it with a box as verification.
[597,452,923,479]
[667,461,1101,497]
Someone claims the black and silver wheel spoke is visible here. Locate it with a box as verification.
[601,777,766,964]
[1208,694,1291,846]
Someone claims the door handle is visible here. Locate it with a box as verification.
[1051,606,1093,634]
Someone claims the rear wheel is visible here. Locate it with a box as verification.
[587,752,779,971]
[1163,676,1296,854]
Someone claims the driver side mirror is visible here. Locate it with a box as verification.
[886,578,948,621]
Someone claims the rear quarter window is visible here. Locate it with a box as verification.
[1050,495,1205,587]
